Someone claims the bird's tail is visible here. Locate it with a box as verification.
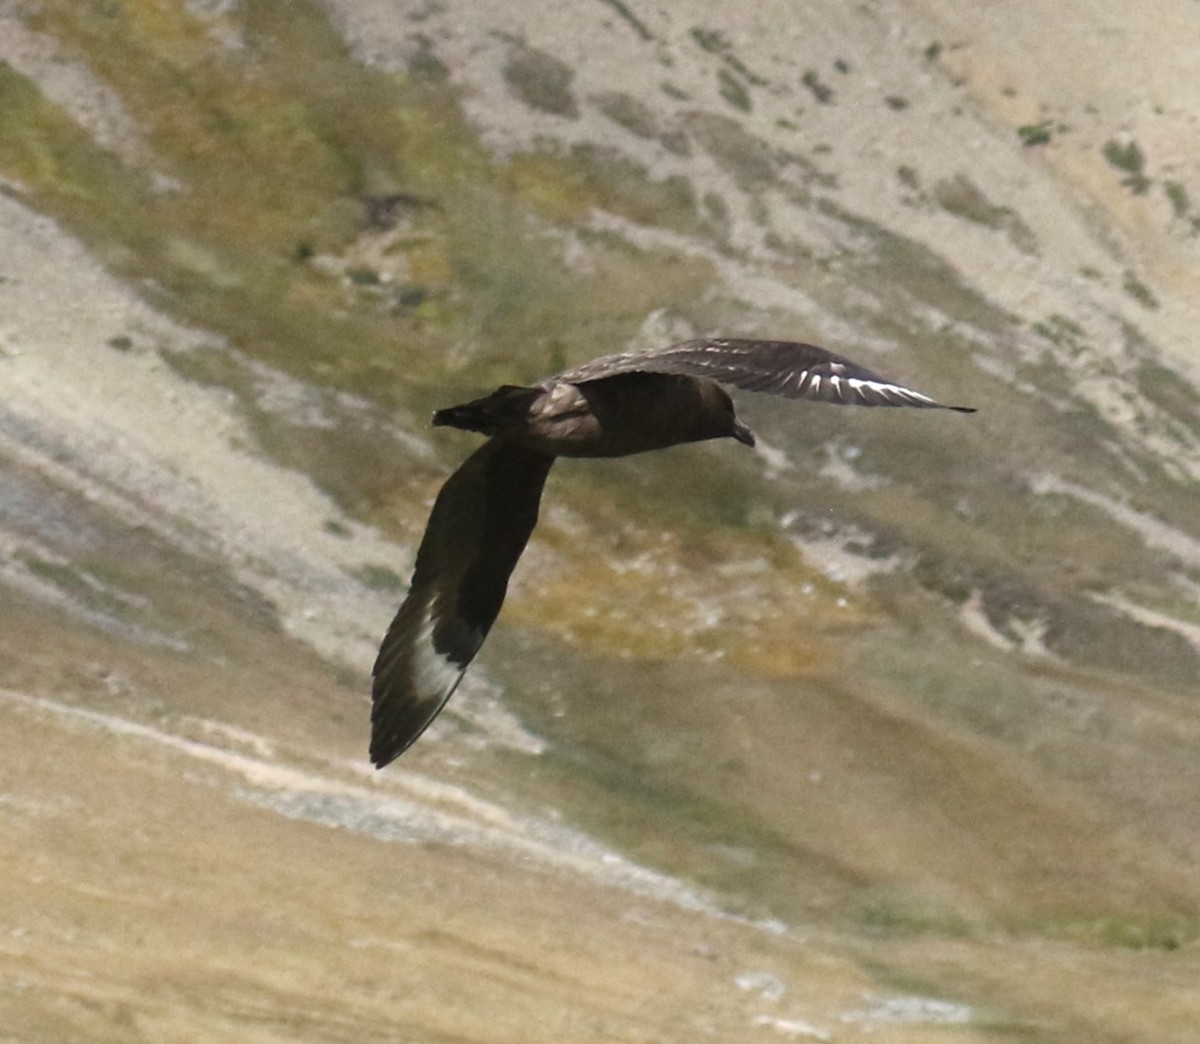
[432,385,541,435]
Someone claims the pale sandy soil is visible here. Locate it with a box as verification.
[6,589,1200,1044]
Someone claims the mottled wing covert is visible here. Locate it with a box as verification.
[553,338,975,411]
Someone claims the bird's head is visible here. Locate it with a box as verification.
[730,416,756,447]
[706,384,756,447]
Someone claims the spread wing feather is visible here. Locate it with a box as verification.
[370,439,554,767]
[552,338,975,412]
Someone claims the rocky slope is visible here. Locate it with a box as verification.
[1,1,1199,1040]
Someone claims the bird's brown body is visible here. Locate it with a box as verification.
[370,337,974,767]
[434,372,754,458]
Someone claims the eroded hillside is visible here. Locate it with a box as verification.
[2,1,1199,1040]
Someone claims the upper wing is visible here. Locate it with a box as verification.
[370,439,555,768]
[552,338,975,411]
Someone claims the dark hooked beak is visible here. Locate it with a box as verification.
[731,419,756,447]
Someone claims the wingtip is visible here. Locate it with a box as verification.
[369,735,402,770]
[947,405,977,414]
[368,740,389,770]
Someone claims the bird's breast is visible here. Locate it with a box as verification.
[508,374,730,458]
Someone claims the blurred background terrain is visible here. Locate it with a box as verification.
[1,1,1198,1040]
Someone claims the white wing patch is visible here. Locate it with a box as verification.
[549,338,970,411]
[847,377,936,405]
[413,606,467,702]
